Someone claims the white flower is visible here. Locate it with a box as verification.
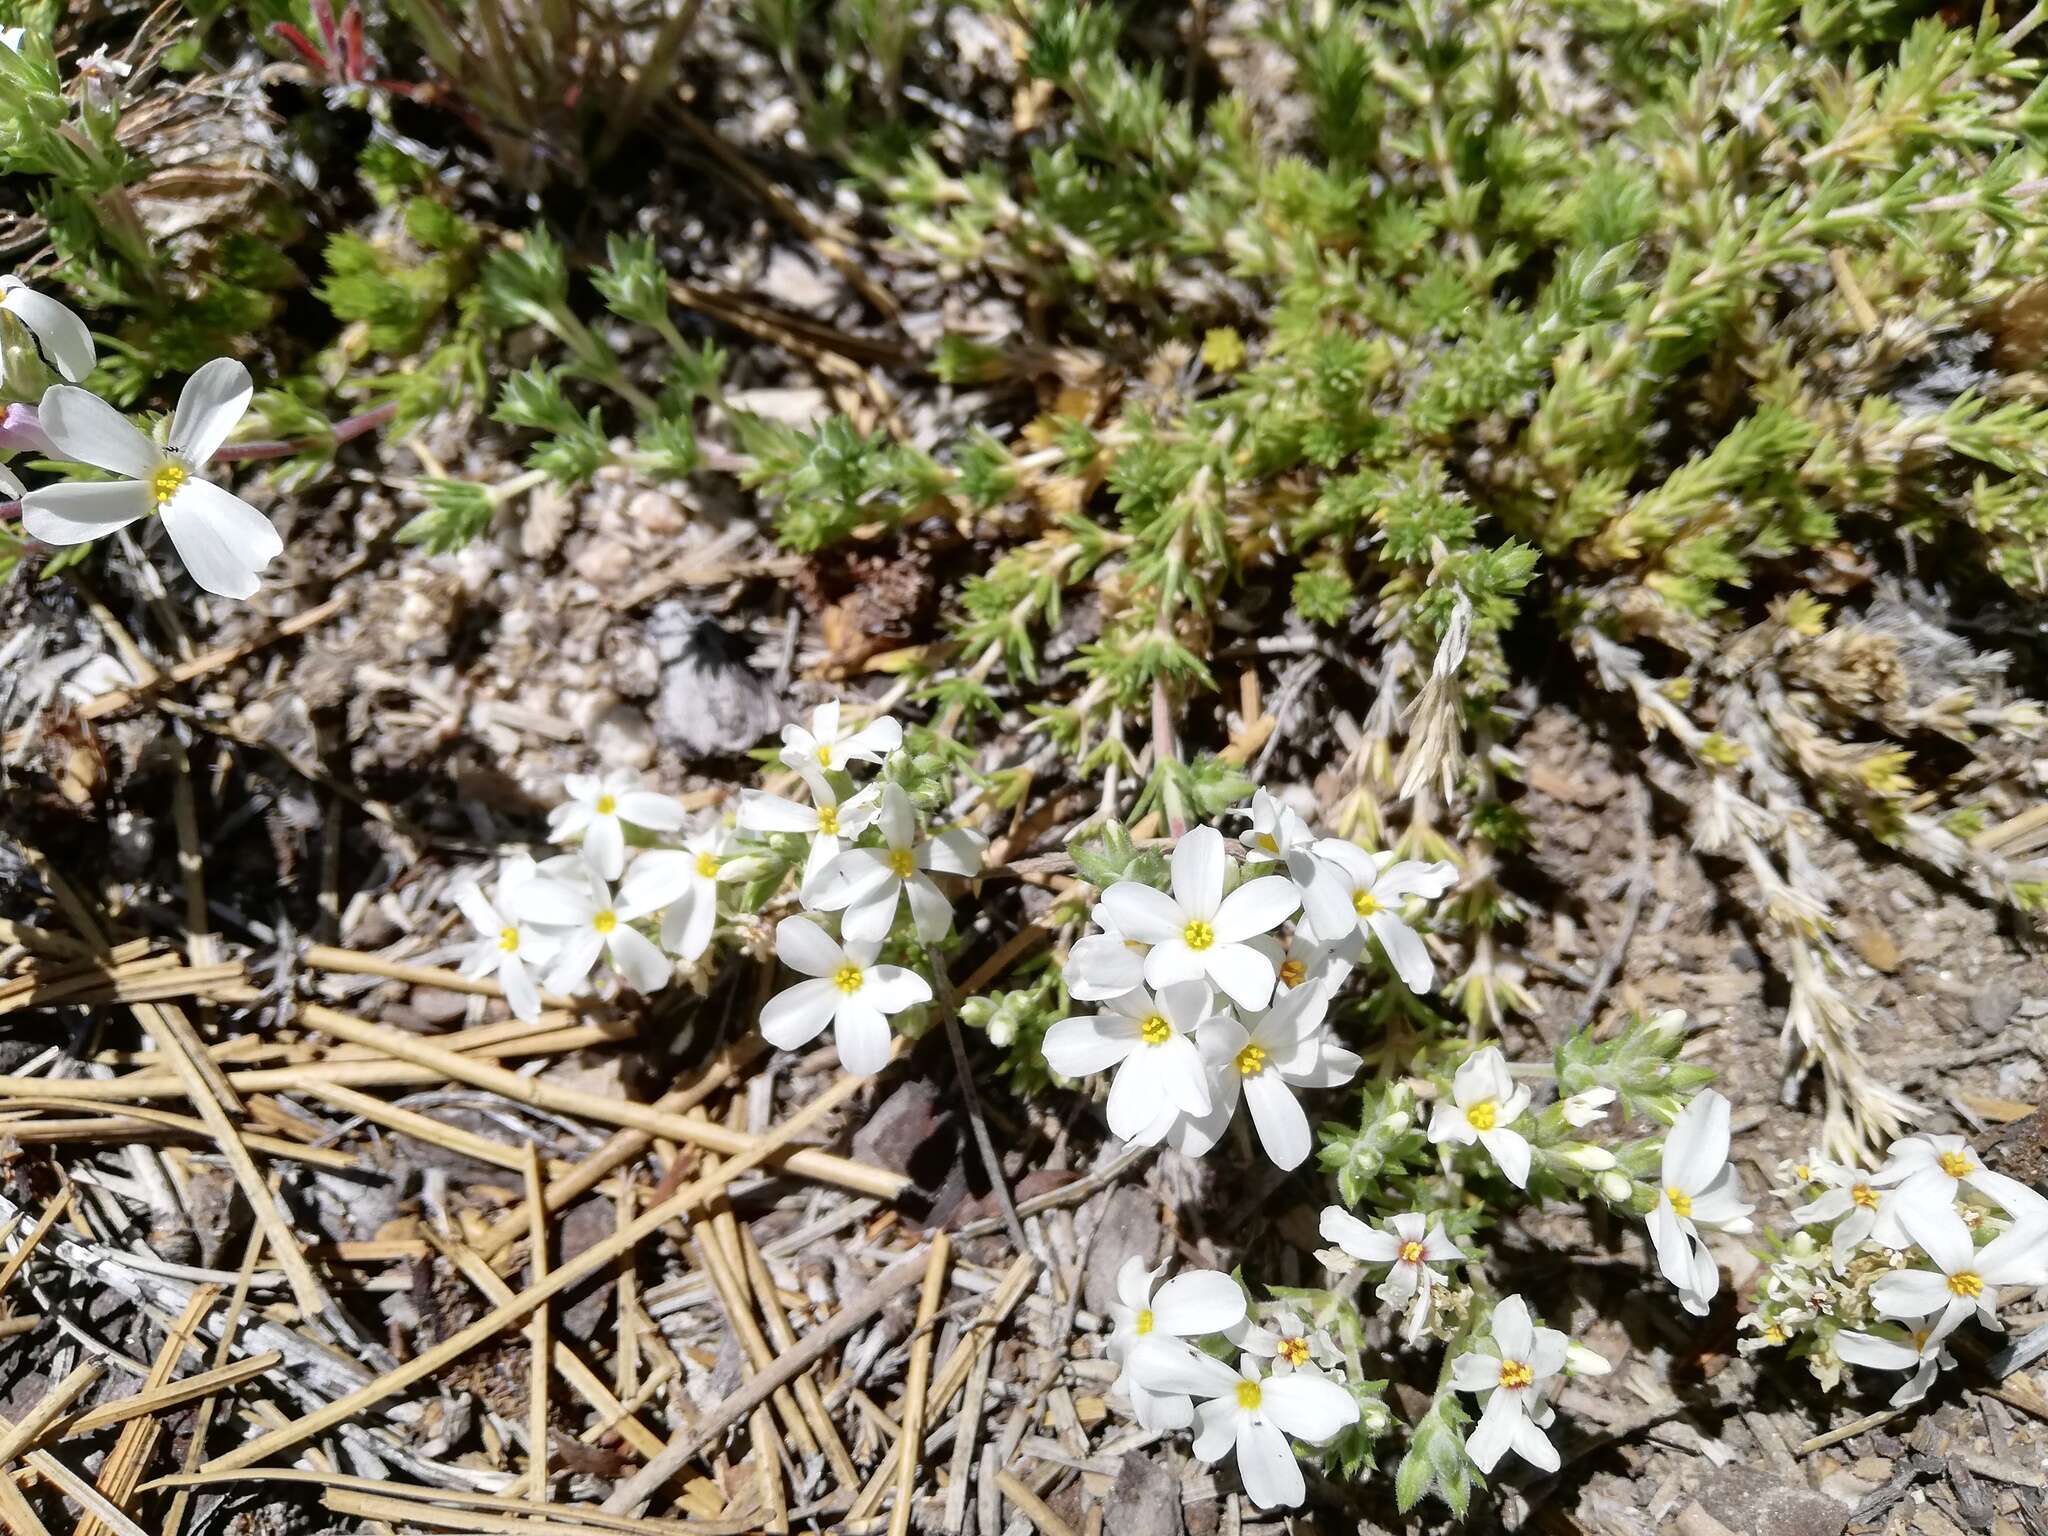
[1792,1161,1910,1269]
[1238,789,1315,868]
[1647,1089,1755,1316]
[74,46,131,108]
[1097,826,1300,1012]
[546,771,687,881]
[0,276,94,387]
[512,864,673,994]
[22,361,283,599]
[617,826,739,962]
[1173,980,1361,1170]
[1448,1295,1567,1474]
[1871,1200,2048,1347]
[1231,1309,1342,1375]
[1835,1323,1951,1407]
[1248,928,1353,1000]
[778,700,901,775]
[1298,839,1456,993]
[1558,1086,1617,1128]
[448,856,558,1022]
[0,463,21,500]
[1065,906,1149,1002]
[1873,1133,2048,1227]
[0,27,22,51]
[1143,1351,1359,1510]
[1107,1258,1247,1432]
[1319,1209,1463,1344]
[811,784,985,943]
[736,772,880,898]
[1041,980,1218,1143]
[759,915,930,1075]
[1427,1047,1533,1188]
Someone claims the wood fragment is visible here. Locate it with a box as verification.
[995,1470,1082,1536]
[888,1232,953,1536]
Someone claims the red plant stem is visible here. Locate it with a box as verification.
[212,401,398,463]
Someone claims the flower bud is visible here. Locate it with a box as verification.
[1559,1086,1616,1128]
[1561,1143,1617,1172]
[1564,1341,1612,1377]
[1597,1170,1634,1204]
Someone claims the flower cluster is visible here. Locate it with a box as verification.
[1743,1132,2048,1406]
[1044,791,1456,1169]
[1,276,282,599]
[444,705,985,1076]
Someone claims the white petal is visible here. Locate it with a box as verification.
[0,463,19,499]
[839,880,904,945]
[1663,1088,1731,1194]
[1190,1396,1239,1462]
[1454,1048,1512,1108]
[1464,1391,1520,1473]
[832,998,895,1075]
[1898,1200,1973,1275]
[1156,1033,1214,1116]
[1143,938,1210,992]
[905,872,954,941]
[1833,1331,1921,1371]
[36,385,156,476]
[1482,1128,1532,1188]
[508,878,594,927]
[1202,942,1277,1013]
[1647,1200,1698,1292]
[737,790,817,834]
[922,826,986,877]
[811,849,899,911]
[1300,864,1361,944]
[498,954,542,1022]
[168,357,253,466]
[659,887,716,961]
[578,813,626,881]
[760,977,842,1050]
[1211,875,1300,944]
[1244,1070,1312,1170]
[160,479,280,598]
[1066,935,1147,1001]
[877,783,917,848]
[543,929,605,991]
[1319,1208,1397,1262]
[1156,978,1216,1033]
[1373,858,1458,902]
[862,965,932,1015]
[1107,1056,1170,1141]
[618,849,698,913]
[19,478,150,543]
[1510,1408,1560,1472]
[1491,1296,1534,1359]
[1100,882,1188,945]
[1150,1271,1247,1336]
[1260,1371,1359,1445]
[1043,1013,1140,1078]
[1447,1351,1501,1393]
[774,915,845,978]
[606,924,669,992]
[1234,1416,1304,1511]
[1128,1339,1240,1399]
[1170,826,1226,919]
[4,285,94,381]
[614,790,686,830]
[1367,910,1434,993]
[838,715,901,761]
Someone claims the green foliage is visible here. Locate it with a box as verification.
[397,478,496,553]
[1395,1378,1476,1517]
[735,413,942,552]
[1555,1008,1716,1127]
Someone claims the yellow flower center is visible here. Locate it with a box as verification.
[1851,1184,1878,1209]
[1139,1014,1171,1046]
[816,806,840,836]
[497,926,520,953]
[1794,1163,1812,1182]
[816,743,833,767]
[695,851,721,878]
[888,847,917,880]
[595,794,617,816]
[1465,1100,1497,1132]
[1397,1239,1426,1265]
[1235,1043,1268,1077]
[1763,1324,1786,1345]
[1277,1336,1310,1367]
[592,909,617,934]
[149,461,188,509]
[1279,959,1306,988]
[1134,1308,1154,1335]
[1947,1271,1983,1299]
[1498,1359,1534,1390]
[833,965,865,995]
[1665,1187,1693,1218]
[1938,1150,1973,1178]
[1235,1380,1262,1411]
[1183,919,1214,951]
[1352,889,1380,917]
[1256,832,1279,853]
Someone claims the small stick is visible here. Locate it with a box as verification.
[738,1223,860,1492]
[926,945,1030,1257]
[161,1226,265,1536]
[524,1147,551,1501]
[297,1079,537,1172]
[303,943,592,1013]
[889,1233,952,1536]
[67,1351,280,1436]
[0,1360,104,1466]
[0,1188,73,1296]
[995,1470,1081,1536]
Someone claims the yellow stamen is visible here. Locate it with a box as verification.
[816,744,833,767]
[1352,889,1380,917]
[497,927,520,953]
[1134,1309,1154,1336]
[592,910,617,934]
[1938,1150,1973,1178]
[695,851,721,878]
[1235,1380,1262,1411]
[1277,1336,1310,1367]
[1139,1014,1171,1046]
[149,461,187,510]
[1851,1184,1878,1209]
[1397,1239,1425,1265]
[1256,832,1279,853]
[1183,920,1214,951]
[834,965,865,995]
[1235,1043,1268,1077]
[1498,1359,1534,1390]
[1465,1100,1497,1132]
[595,794,617,816]
[1665,1187,1693,1218]
[1763,1324,1786,1345]
[1279,959,1307,989]
[1947,1271,1983,1299]
[1794,1163,1812,1182]
[888,847,917,880]
[816,806,840,836]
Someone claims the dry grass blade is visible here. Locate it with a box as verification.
[0,1360,104,1466]
[887,1232,953,1536]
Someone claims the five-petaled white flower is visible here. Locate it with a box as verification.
[1792,1161,1908,1269]
[1231,1309,1341,1375]
[0,276,94,388]
[760,915,930,1075]
[1042,980,1218,1144]
[778,700,901,776]
[1449,1295,1569,1474]
[1298,839,1456,994]
[1249,928,1352,1000]
[736,773,879,898]
[1319,1208,1463,1344]
[546,770,687,881]
[1874,1133,2048,1228]
[620,826,740,962]
[1238,788,1315,868]
[448,856,558,1022]
[22,360,283,599]
[1098,826,1300,1012]
[1647,1089,1754,1316]
[1144,1350,1360,1511]
[812,783,985,944]
[1835,1324,1950,1407]
[1871,1201,2048,1347]
[1064,906,1149,1002]
[513,864,673,994]
[1106,1258,1247,1432]
[1180,982,1361,1170]
[1427,1047,1533,1188]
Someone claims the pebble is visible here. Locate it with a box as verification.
[626,488,687,537]
[522,485,574,559]
[408,986,471,1024]
[571,532,635,585]
[589,699,656,769]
